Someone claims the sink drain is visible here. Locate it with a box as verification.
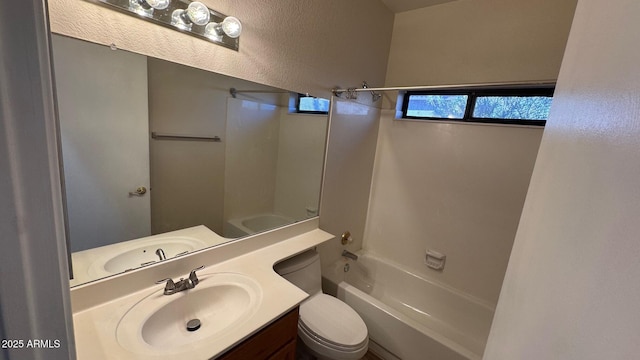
[186,319,201,332]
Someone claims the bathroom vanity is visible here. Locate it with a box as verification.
[70,222,332,359]
[219,308,298,360]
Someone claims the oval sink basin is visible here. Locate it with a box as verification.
[116,272,262,354]
[88,236,207,276]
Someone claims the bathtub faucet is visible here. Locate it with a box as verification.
[155,248,167,261]
[342,250,358,261]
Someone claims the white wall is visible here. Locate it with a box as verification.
[319,99,381,270]
[224,98,281,225]
[359,0,577,306]
[148,58,227,235]
[365,115,543,305]
[274,111,328,220]
[485,1,640,358]
[1,1,75,357]
[48,0,394,100]
[52,35,151,252]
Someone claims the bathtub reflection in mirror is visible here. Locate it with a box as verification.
[51,35,329,286]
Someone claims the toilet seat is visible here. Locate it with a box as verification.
[298,293,368,358]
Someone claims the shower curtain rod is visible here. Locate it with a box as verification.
[229,88,290,98]
[331,80,556,95]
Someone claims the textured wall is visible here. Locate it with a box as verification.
[48,0,394,99]
[485,1,640,358]
[385,0,578,86]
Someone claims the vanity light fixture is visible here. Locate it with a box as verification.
[87,0,242,51]
[204,16,242,40]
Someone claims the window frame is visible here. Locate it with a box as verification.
[401,86,554,126]
[295,93,330,114]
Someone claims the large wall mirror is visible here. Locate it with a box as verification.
[51,35,329,286]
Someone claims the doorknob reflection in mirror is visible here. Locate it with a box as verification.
[129,186,147,196]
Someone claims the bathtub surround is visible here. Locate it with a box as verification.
[318,99,381,270]
[485,0,640,358]
[359,0,578,308]
[223,97,280,225]
[224,99,327,230]
[317,1,578,358]
[148,58,228,235]
[274,111,328,220]
[225,214,296,238]
[149,58,328,238]
[365,113,543,305]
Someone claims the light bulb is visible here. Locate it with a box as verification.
[171,9,192,30]
[221,16,242,38]
[145,0,170,10]
[129,0,169,13]
[129,0,153,16]
[185,2,210,26]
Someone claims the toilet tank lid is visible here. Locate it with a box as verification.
[274,249,319,275]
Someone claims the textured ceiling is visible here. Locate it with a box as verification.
[380,0,460,13]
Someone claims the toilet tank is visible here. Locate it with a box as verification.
[274,249,322,295]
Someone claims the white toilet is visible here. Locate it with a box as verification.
[275,249,369,360]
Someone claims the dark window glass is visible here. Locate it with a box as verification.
[405,94,468,119]
[472,96,552,121]
[401,87,554,126]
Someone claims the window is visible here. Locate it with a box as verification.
[297,94,330,114]
[402,87,554,126]
[405,94,468,119]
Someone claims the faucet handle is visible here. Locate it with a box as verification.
[156,278,176,292]
[189,265,205,286]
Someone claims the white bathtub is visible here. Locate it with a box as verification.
[224,213,295,238]
[325,253,495,360]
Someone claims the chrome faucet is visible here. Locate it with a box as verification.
[155,248,167,261]
[156,265,205,295]
[342,250,358,261]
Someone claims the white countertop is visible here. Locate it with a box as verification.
[70,225,230,286]
[72,227,333,359]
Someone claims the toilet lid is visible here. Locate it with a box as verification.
[299,294,368,350]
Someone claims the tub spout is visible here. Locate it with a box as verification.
[342,250,358,261]
[155,248,167,261]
